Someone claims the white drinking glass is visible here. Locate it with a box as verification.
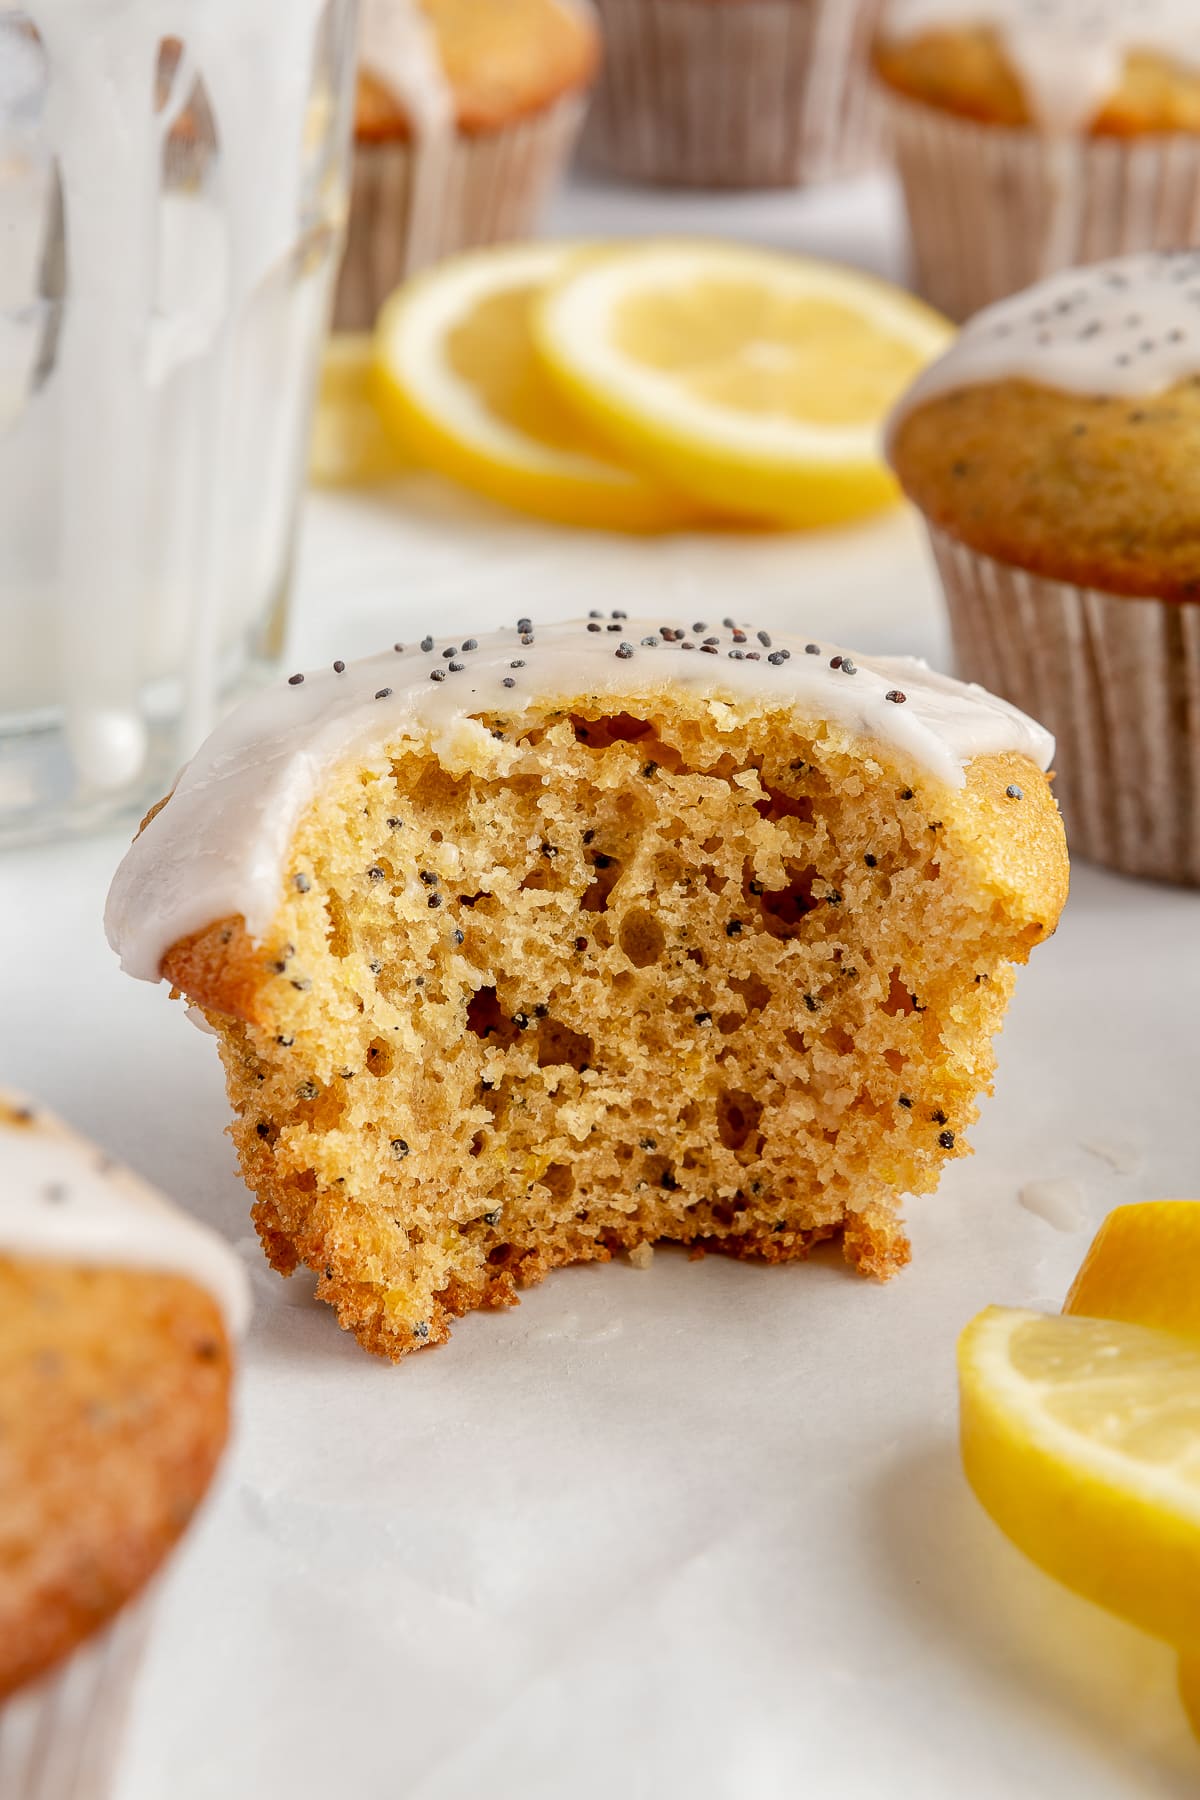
[0,0,358,844]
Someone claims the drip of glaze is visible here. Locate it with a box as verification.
[883,0,1199,132]
[104,615,1054,983]
[0,1094,251,1335]
[22,0,333,784]
[357,0,456,269]
[1018,1177,1085,1233]
[889,250,1200,432]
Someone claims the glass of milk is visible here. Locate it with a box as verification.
[0,0,357,845]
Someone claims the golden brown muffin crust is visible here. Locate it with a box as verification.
[145,687,1066,1361]
[891,376,1200,601]
[875,27,1200,136]
[355,0,601,142]
[0,1261,234,1697]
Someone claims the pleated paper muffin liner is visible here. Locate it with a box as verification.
[581,0,884,189]
[928,527,1200,886]
[883,90,1200,321]
[334,92,587,331]
[0,1596,154,1800]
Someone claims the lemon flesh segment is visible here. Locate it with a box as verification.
[958,1307,1200,1652]
[533,241,953,528]
[1180,1653,1200,1739]
[371,244,700,533]
[310,334,412,486]
[1066,1202,1200,1340]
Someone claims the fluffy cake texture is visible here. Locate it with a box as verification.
[355,0,600,141]
[889,253,1200,600]
[0,1098,243,1697]
[108,619,1066,1362]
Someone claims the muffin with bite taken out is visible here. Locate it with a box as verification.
[106,616,1065,1362]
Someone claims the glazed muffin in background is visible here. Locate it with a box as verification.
[875,1,1200,319]
[582,0,885,189]
[889,250,1200,886]
[0,1096,249,1799]
[335,0,601,330]
[106,617,1065,1363]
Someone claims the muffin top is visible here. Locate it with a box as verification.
[104,617,1053,986]
[0,1096,249,1695]
[876,0,1200,134]
[889,251,1200,600]
[356,0,600,142]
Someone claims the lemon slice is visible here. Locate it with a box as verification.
[372,244,699,532]
[533,240,953,529]
[310,334,411,486]
[958,1306,1200,1652]
[1065,1202,1200,1339]
[1180,1654,1200,1739]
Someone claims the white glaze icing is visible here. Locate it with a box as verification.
[883,0,1200,131]
[357,0,455,271]
[12,0,335,787]
[358,0,454,136]
[0,1094,251,1335]
[890,250,1200,429]
[105,616,1054,984]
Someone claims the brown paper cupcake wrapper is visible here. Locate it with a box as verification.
[334,92,587,331]
[0,1596,154,1800]
[928,528,1200,886]
[582,0,885,189]
[884,91,1200,320]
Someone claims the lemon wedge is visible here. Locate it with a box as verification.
[372,244,699,532]
[958,1306,1200,1652]
[1065,1202,1200,1340]
[310,334,411,486]
[1180,1653,1200,1739]
[533,240,952,528]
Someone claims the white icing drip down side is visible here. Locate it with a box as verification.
[356,0,456,272]
[0,1095,251,1336]
[883,0,1200,131]
[890,250,1200,431]
[357,0,455,136]
[104,616,1054,984]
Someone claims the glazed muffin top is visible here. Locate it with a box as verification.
[0,1095,250,1695]
[356,0,601,142]
[875,0,1200,135]
[888,252,1200,601]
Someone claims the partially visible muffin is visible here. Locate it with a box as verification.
[583,0,885,189]
[0,1096,249,1787]
[106,617,1066,1363]
[875,2,1200,317]
[889,250,1200,884]
[335,0,601,330]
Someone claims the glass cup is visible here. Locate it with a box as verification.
[0,0,358,845]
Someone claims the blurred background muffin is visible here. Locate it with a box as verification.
[0,1095,249,1799]
[335,0,602,330]
[582,0,886,189]
[888,250,1200,886]
[875,1,1200,319]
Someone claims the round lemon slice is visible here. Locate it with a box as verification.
[533,240,953,528]
[1065,1202,1200,1340]
[310,334,411,486]
[372,244,699,532]
[958,1307,1200,1652]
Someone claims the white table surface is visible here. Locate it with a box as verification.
[4,171,1200,1800]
